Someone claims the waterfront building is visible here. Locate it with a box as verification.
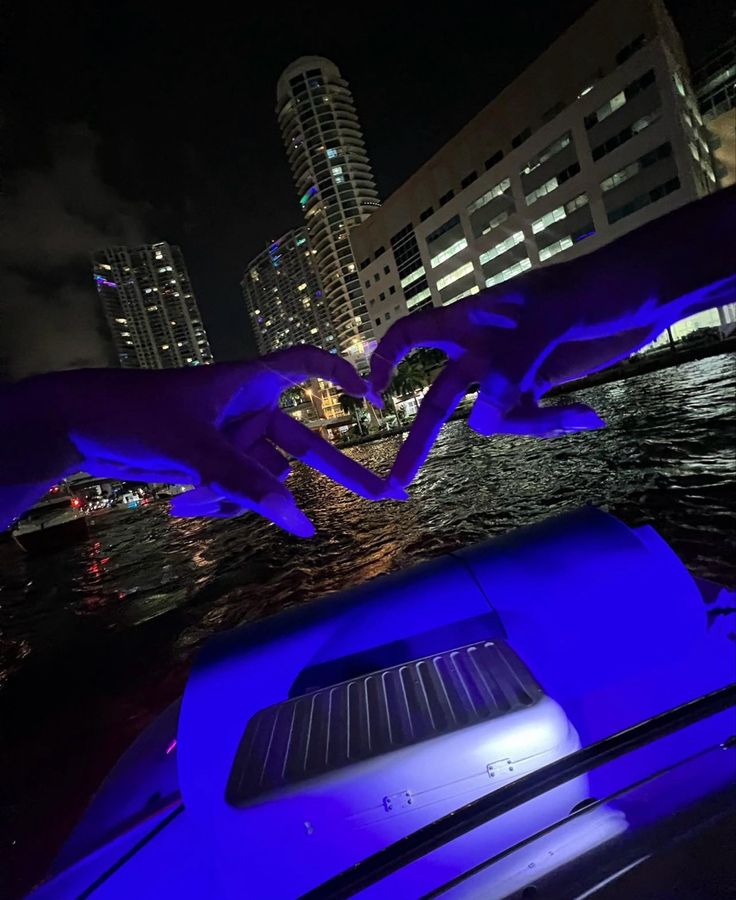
[93,242,213,369]
[241,227,333,355]
[349,0,721,346]
[276,56,380,369]
[242,226,344,421]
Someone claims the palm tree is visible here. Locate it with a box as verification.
[338,392,366,435]
[392,356,429,412]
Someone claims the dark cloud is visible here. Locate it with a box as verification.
[0,124,147,380]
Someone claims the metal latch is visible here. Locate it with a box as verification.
[487,758,515,778]
[383,790,413,812]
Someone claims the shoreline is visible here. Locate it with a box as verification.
[336,338,736,449]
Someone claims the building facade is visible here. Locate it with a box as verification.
[93,242,213,369]
[695,36,736,190]
[276,56,380,368]
[695,36,736,333]
[241,227,345,421]
[350,0,720,346]
[241,228,333,356]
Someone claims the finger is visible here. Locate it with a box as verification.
[390,365,471,487]
[369,310,463,396]
[170,486,225,516]
[263,345,367,397]
[493,401,606,437]
[466,371,522,436]
[81,458,195,484]
[246,438,290,482]
[267,414,407,500]
[190,430,315,537]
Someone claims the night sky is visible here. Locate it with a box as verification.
[2,0,733,374]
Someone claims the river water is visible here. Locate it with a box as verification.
[1,354,735,896]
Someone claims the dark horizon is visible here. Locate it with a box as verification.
[2,0,733,371]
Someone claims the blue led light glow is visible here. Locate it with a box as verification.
[300,185,318,207]
[34,509,736,899]
[94,274,118,289]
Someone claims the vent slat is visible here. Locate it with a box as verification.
[228,640,543,805]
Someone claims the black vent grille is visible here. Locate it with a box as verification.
[227,640,542,805]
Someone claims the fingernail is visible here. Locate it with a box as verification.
[260,492,316,538]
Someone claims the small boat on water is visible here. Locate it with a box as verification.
[30,508,736,898]
[11,487,88,554]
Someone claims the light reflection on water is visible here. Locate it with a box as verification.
[0,354,734,896]
[1,354,735,685]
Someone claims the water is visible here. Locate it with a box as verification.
[1,355,735,896]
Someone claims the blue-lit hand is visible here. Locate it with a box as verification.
[371,188,736,486]
[1,347,401,536]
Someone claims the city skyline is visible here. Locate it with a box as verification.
[1,0,734,375]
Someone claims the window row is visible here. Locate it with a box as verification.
[430,238,468,268]
[538,224,594,260]
[607,177,680,224]
[585,69,655,130]
[525,161,581,205]
[531,193,588,234]
[467,178,512,214]
[522,132,572,175]
[479,230,525,266]
[427,214,461,245]
[590,110,660,161]
[437,261,474,291]
[600,141,672,192]
[485,257,532,287]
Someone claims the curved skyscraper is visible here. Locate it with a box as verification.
[277,56,380,365]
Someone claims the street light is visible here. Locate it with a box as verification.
[304,387,319,419]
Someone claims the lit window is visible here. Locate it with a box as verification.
[522,132,571,175]
[406,287,431,309]
[539,236,574,261]
[310,327,319,334]
[479,230,525,265]
[400,266,425,288]
[467,178,511,214]
[331,166,343,175]
[430,238,468,268]
[326,148,338,158]
[600,143,672,192]
[114,317,127,324]
[531,194,588,234]
[437,261,474,291]
[297,282,307,291]
[532,206,566,234]
[443,285,480,306]
[485,258,531,287]
[585,69,656,130]
[161,344,170,350]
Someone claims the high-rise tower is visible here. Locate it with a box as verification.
[241,227,333,355]
[93,242,213,368]
[276,56,380,367]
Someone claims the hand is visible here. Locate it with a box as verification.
[2,347,402,536]
[370,188,736,486]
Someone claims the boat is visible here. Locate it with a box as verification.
[11,486,88,554]
[30,508,735,898]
